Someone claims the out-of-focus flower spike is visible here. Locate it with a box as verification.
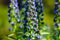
[8,0,20,40]
[53,0,60,40]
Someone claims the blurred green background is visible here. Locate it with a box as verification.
[0,0,55,40]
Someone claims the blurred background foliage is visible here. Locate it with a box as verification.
[0,0,55,40]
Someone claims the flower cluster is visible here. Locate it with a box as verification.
[54,0,60,40]
[8,0,50,40]
[8,0,21,40]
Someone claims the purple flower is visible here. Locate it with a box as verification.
[14,14,17,18]
[20,26,23,28]
[27,26,30,29]
[33,27,37,31]
[17,19,20,23]
[15,9,19,13]
[32,34,35,37]
[8,28,13,31]
[28,38,32,40]
[54,10,58,13]
[36,36,40,39]
[11,22,15,26]
[27,12,30,15]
